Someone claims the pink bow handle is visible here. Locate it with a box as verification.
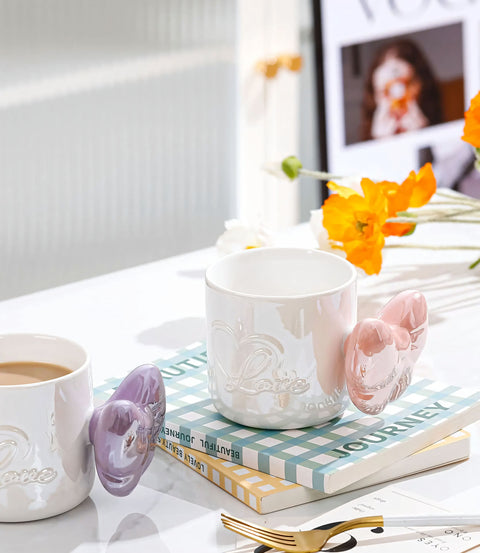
[344,290,428,414]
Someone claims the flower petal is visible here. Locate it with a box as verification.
[405,162,437,208]
[310,209,346,257]
[360,178,388,225]
[379,180,412,216]
[327,180,359,198]
[344,235,385,275]
[462,91,480,148]
[382,222,415,237]
[322,194,360,241]
[323,179,388,274]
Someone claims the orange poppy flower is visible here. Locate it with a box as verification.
[404,162,436,208]
[379,180,414,237]
[380,163,436,237]
[462,91,480,148]
[323,178,387,275]
[323,164,436,273]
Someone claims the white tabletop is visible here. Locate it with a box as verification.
[1,221,480,552]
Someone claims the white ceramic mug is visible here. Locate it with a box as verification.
[205,248,357,429]
[0,333,94,522]
[0,333,166,522]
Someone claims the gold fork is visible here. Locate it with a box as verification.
[221,512,480,552]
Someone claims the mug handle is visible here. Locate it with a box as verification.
[344,290,428,415]
[89,364,166,496]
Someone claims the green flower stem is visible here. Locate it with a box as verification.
[470,257,480,269]
[404,206,480,221]
[384,244,479,251]
[298,168,344,181]
[430,199,480,207]
[398,207,480,218]
[434,190,480,204]
[385,244,480,269]
[388,216,480,224]
[436,207,480,220]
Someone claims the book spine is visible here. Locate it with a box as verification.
[159,439,210,478]
[158,431,470,514]
[157,439,263,513]
[160,424,242,462]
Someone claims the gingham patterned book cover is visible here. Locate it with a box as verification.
[94,342,480,494]
[157,430,469,514]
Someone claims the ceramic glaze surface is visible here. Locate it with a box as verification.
[206,248,357,429]
[0,334,94,522]
[0,335,167,521]
[344,290,428,414]
[0,223,476,552]
[89,364,166,496]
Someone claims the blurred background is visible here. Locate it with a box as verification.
[0,0,319,300]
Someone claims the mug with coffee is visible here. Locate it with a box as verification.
[205,247,427,429]
[0,361,72,385]
[0,333,165,522]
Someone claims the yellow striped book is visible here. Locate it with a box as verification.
[158,430,469,514]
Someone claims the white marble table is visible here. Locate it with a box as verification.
[1,222,480,552]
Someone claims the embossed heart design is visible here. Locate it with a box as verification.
[211,321,294,395]
[0,441,17,471]
[344,290,427,414]
[0,426,30,470]
[89,364,165,496]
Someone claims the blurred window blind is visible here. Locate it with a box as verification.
[0,0,236,299]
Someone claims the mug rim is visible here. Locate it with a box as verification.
[205,247,357,300]
[0,333,90,389]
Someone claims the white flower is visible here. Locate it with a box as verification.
[262,161,290,180]
[309,209,346,258]
[215,219,273,256]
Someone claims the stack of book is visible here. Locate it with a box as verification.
[94,343,479,514]
[158,432,470,513]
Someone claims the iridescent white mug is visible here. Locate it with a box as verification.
[0,334,165,522]
[205,247,427,429]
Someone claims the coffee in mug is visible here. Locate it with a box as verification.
[0,361,72,385]
[0,333,166,522]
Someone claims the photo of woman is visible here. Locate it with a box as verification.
[361,39,443,141]
[341,23,464,146]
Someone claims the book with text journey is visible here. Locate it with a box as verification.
[158,430,470,514]
[93,343,480,495]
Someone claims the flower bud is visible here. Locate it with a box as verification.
[281,156,302,180]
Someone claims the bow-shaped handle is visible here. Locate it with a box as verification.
[89,364,165,496]
[344,290,428,415]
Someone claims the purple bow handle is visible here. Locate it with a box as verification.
[344,290,428,415]
[89,364,166,496]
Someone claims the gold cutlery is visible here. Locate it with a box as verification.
[221,512,480,552]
